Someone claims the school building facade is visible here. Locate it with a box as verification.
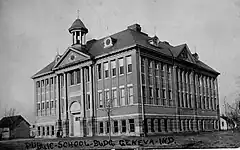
[32,17,220,138]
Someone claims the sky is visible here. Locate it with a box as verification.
[0,0,240,123]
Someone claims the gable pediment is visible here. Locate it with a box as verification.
[53,48,90,69]
[177,45,196,64]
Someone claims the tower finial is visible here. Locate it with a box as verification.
[56,47,59,55]
[194,46,197,53]
[154,26,157,36]
[77,10,80,19]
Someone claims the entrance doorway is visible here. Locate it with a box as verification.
[70,101,81,137]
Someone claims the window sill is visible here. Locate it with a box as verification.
[119,74,124,77]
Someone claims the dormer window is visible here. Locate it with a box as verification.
[149,36,159,47]
[104,37,116,48]
[180,50,188,59]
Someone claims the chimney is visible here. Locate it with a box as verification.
[128,24,141,32]
[192,53,199,60]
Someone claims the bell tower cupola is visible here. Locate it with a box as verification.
[68,15,88,46]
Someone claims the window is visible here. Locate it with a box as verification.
[37,81,40,88]
[142,86,146,103]
[76,70,80,84]
[128,86,133,105]
[70,72,74,85]
[46,79,49,86]
[214,98,217,110]
[106,121,110,133]
[37,103,41,110]
[111,60,116,77]
[158,119,161,132]
[206,97,209,109]
[126,56,132,73]
[120,87,125,106]
[141,74,146,84]
[155,63,160,77]
[42,102,45,110]
[178,92,181,107]
[47,126,49,135]
[168,90,172,100]
[38,126,40,136]
[50,100,54,108]
[41,80,45,87]
[97,64,102,79]
[185,93,188,108]
[189,94,192,108]
[51,126,54,135]
[162,89,166,99]
[122,120,126,133]
[114,121,118,133]
[104,62,109,78]
[156,88,160,98]
[148,61,153,75]
[46,101,49,109]
[119,58,124,75]
[169,90,173,106]
[168,65,172,74]
[105,90,110,107]
[203,96,206,109]
[99,122,104,134]
[50,78,53,85]
[162,89,166,105]
[161,63,165,71]
[98,92,103,108]
[149,75,153,85]
[86,94,90,110]
[42,126,45,136]
[151,119,155,132]
[112,89,117,107]
[149,87,153,104]
[156,88,160,105]
[129,119,135,132]
[141,58,145,73]
[161,64,165,78]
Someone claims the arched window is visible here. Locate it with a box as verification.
[70,101,81,114]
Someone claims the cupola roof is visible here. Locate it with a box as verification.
[68,18,88,33]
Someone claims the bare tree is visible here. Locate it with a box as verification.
[4,108,17,117]
[224,96,240,128]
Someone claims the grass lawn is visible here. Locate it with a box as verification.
[0,130,240,149]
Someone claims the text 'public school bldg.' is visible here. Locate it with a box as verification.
[32,17,220,138]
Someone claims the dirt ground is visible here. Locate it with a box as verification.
[172,130,240,148]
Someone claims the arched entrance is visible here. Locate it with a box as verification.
[70,101,81,136]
